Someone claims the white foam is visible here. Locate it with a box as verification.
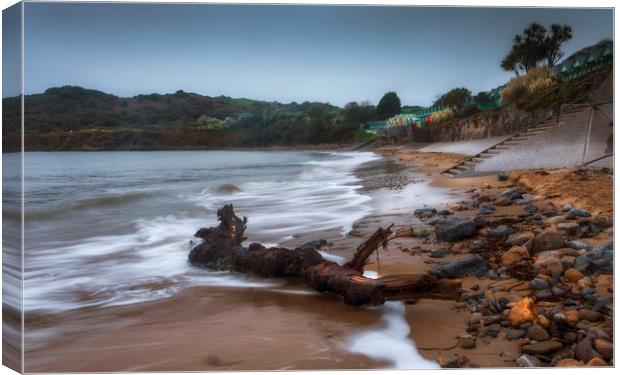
[347,302,439,369]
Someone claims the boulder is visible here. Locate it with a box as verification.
[430,255,488,279]
[501,246,529,266]
[434,216,476,242]
[508,298,536,326]
[529,228,565,255]
[566,240,592,250]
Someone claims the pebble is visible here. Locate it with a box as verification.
[469,312,482,325]
[563,268,584,283]
[578,309,604,322]
[459,336,476,349]
[429,248,451,258]
[516,354,542,367]
[529,278,549,290]
[522,340,563,354]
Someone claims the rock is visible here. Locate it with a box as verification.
[494,196,512,206]
[434,216,476,242]
[429,248,451,258]
[562,204,575,212]
[567,240,592,250]
[593,338,613,360]
[505,231,535,246]
[564,268,584,283]
[437,209,452,216]
[586,327,611,341]
[537,315,550,328]
[395,226,415,237]
[557,222,580,235]
[414,208,437,219]
[469,312,482,325]
[506,328,526,340]
[578,309,604,322]
[524,204,538,213]
[497,172,508,181]
[563,332,577,343]
[522,340,563,354]
[488,225,514,239]
[301,239,327,250]
[586,357,607,366]
[430,255,488,279]
[566,208,592,220]
[530,228,565,255]
[478,203,496,215]
[508,298,536,326]
[573,241,613,275]
[526,324,550,341]
[414,229,432,238]
[459,336,476,349]
[516,354,542,367]
[501,188,524,200]
[564,310,579,324]
[575,338,601,362]
[529,278,549,290]
[501,246,529,266]
[577,277,592,290]
[555,359,584,367]
[438,355,470,368]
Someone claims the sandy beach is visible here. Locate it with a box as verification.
[22,145,613,371]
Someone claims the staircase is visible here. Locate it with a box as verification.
[439,107,589,177]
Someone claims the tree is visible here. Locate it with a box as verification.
[501,22,572,75]
[544,24,573,67]
[376,92,401,119]
[434,87,472,115]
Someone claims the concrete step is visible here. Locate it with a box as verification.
[487,149,502,154]
[478,153,494,158]
[464,161,477,166]
[495,145,511,150]
[502,140,523,145]
[455,165,470,171]
[471,157,486,162]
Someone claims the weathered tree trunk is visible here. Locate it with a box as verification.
[189,204,460,306]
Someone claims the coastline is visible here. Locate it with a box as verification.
[22,145,613,370]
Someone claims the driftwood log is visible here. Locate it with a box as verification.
[189,204,460,306]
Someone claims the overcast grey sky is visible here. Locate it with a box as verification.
[3,3,614,106]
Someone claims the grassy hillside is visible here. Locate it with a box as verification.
[2,86,379,151]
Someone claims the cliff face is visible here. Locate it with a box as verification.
[429,105,553,142]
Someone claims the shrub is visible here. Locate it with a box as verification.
[501,66,559,109]
[430,108,455,125]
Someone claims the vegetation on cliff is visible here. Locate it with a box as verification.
[2,86,388,151]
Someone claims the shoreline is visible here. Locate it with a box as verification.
[22,146,614,370]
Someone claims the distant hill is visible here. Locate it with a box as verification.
[2,86,382,151]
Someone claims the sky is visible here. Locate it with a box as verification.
[3,3,614,106]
